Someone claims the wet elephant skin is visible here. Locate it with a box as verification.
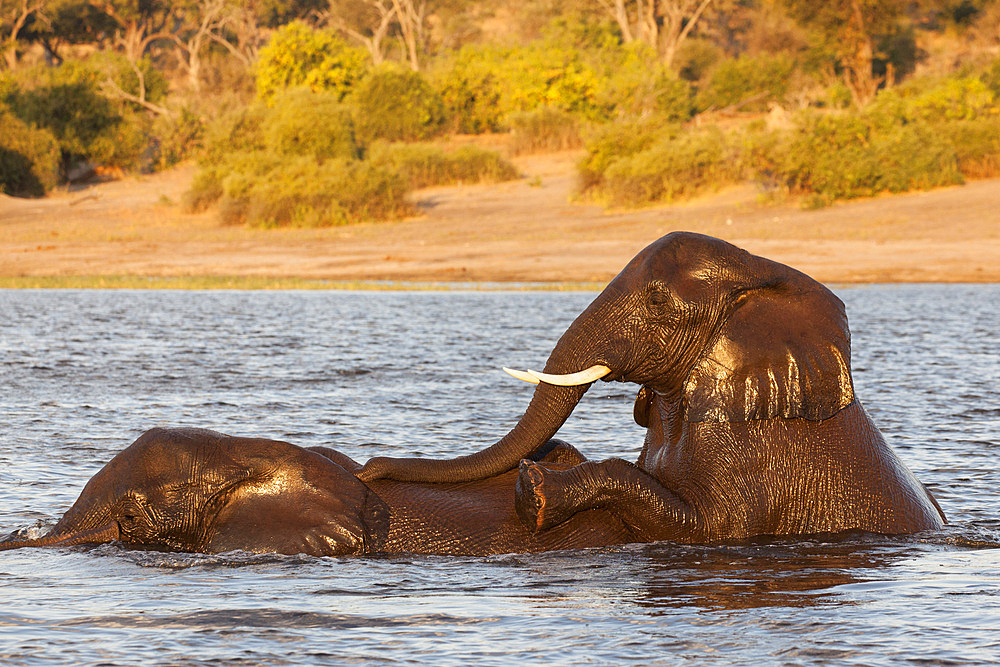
[0,428,634,556]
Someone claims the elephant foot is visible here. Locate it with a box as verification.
[515,460,573,533]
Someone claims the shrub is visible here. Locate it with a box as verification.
[597,126,740,206]
[265,88,359,160]
[188,151,411,227]
[430,41,605,131]
[0,57,158,173]
[695,54,796,112]
[598,43,693,121]
[508,107,583,155]
[350,65,446,144]
[201,103,268,163]
[0,109,61,197]
[983,58,1000,98]
[939,116,1000,178]
[366,142,518,188]
[255,21,370,102]
[429,46,505,133]
[769,111,963,206]
[577,117,670,193]
[152,105,206,169]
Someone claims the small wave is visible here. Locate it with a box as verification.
[54,609,491,630]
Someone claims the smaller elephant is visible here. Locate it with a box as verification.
[1,428,635,556]
[0,428,390,556]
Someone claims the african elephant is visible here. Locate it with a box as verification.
[0,427,634,556]
[358,232,946,542]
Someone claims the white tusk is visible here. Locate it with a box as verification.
[503,367,540,384]
[526,364,612,386]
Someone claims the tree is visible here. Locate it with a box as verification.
[595,0,716,68]
[1,0,47,68]
[321,0,396,65]
[390,0,426,70]
[81,0,174,62]
[782,0,908,105]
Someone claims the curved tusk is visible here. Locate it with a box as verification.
[503,367,540,384]
[526,364,612,386]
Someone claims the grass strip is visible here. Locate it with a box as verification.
[0,275,606,291]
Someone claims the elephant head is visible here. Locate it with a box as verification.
[1,428,389,556]
[358,232,854,483]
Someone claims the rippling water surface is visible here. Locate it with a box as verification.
[1,286,998,665]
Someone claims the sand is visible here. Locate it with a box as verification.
[1,151,998,285]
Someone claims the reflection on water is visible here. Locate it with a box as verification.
[1,285,999,664]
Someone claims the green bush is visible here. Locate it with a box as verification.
[576,80,996,210]
[265,88,359,159]
[598,43,693,121]
[983,58,1000,98]
[597,126,740,206]
[508,107,583,155]
[695,54,795,112]
[429,46,505,133]
[189,151,411,227]
[152,105,206,169]
[939,116,1000,178]
[0,108,61,197]
[765,111,963,206]
[577,117,670,193]
[255,21,370,102]
[430,41,605,132]
[201,103,268,163]
[0,57,158,174]
[350,65,446,144]
[367,142,518,189]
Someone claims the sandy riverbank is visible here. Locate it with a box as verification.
[2,151,998,286]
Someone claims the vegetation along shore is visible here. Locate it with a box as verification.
[2,1,999,285]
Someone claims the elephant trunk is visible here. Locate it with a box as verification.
[0,521,120,551]
[357,304,613,484]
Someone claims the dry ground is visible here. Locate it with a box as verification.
[1,151,998,284]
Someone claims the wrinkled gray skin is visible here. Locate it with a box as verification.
[359,232,946,541]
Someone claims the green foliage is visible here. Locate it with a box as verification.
[430,46,505,133]
[350,65,446,144]
[152,106,206,169]
[200,89,358,163]
[87,51,170,111]
[894,77,995,122]
[508,107,583,155]
[265,88,359,159]
[599,44,693,121]
[430,42,605,132]
[0,57,159,174]
[188,151,411,227]
[938,116,1000,178]
[983,58,1000,98]
[255,21,370,102]
[577,117,667,193]
[201,103,269,163]
[578,73,1000,209]
[0,108,61,197]
[772,111,963,206]
[586,126,741,206]
[695,54,796,112]
[366,142,518,189]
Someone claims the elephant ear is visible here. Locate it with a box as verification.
[683,283,854,423]
[204,447,389,557]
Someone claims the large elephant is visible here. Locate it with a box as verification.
[359,232,946,541]
[0,427,633,556]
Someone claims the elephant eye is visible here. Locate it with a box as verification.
[647,285,673,307]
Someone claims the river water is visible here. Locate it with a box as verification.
[0,285,998,665]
